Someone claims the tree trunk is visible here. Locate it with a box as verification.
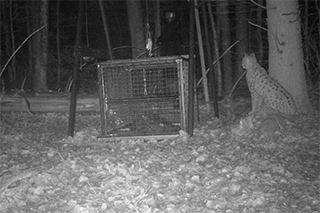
[9,0,16,87]
[2,3,14,88]
[267,0,313,114]
[25,0,34,89]
[217,1,232,95]
[318,0,320,43]
[202,0,218,116]
[256,0,265,62]
[0,3,2,74]
[56,0,61,90]
[126,0,145,59]
[154,0,161,57]
[234,0,248,88]
[99,0,113,60]
[208,1,222,97]
[195,0,210,112]
[33,0,48,91]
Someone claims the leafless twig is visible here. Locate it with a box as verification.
[248,21,268,32]
[228,70,247,98]
[0,25,48,79]
[250,0,267,9]
[197,40,240,86]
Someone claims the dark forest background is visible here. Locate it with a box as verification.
[0,0,319,96]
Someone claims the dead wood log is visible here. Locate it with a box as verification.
[0,93,99,112]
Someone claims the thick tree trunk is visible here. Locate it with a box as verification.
[33,0,48,91]
[217,1,232,94]
[267,0,313,114]
[126,0,145,59]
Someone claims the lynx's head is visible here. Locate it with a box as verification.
[242,53,257,70]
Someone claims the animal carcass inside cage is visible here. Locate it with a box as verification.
[97,55,197,138]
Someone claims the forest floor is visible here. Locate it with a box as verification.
[0,87,319,213]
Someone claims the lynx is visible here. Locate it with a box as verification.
[242,53,296,115]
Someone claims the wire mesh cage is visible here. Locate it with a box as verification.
[97,56,197,138]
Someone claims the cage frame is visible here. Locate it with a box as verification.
[97,55,195,139]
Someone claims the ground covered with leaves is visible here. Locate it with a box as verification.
[0,95,319,213]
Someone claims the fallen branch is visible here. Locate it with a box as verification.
[0,170,39,195]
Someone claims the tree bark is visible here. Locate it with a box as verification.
[188,0,195,134]
[195,0,210,112]
[2,2,14,88]
[256,0,265,62]
[126,0,145,58]
[0,3,2,73]
[267,0,313,114]
[235,0,248,87]
[68,0,84,137]
[154,0,161,57]
[33,0,48,91]
[56,0,61,90]
[202,0,218,116]
[9,0,16,87]
[217,1,232,94]
[99,0,113,60]
[25,0,34,89]
[208,1,222,97]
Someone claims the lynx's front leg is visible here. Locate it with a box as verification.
[249,91,263,115]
